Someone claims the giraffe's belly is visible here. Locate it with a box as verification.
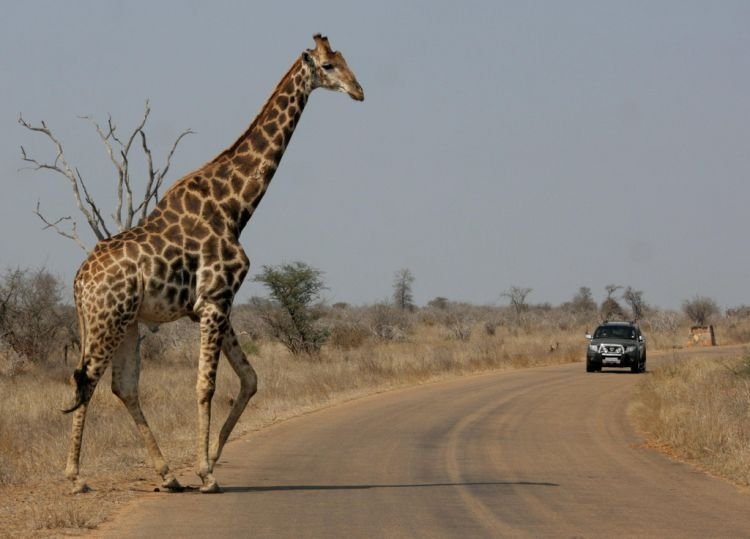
[137,280,197,324]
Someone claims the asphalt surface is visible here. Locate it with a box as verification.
[97,351,750,538]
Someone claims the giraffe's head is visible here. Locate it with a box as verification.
[303,34,365,101]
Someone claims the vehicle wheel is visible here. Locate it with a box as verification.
[631,359,645,374]
[586,360,596,373]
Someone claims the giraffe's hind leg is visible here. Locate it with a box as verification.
[65,345,114,493]
[111,323,183,491]
[65,403,94,493]
[209,324,258,468]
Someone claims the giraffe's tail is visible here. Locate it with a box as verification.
[62,367,92,414]
[62,285,92,414]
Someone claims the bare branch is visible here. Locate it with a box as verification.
[137,130,156,223]
[80,113,127,231]
[122,102,151,229]
[19,145,59,173]
[33,201,88,252]
[135,125,194,222]
[125,101,150,154]
[107,115,123,146]
[75,168,111,239]
[120,148,135,229]
[20,102,193,244]
[160,127,194,184]
[18,115,106,243]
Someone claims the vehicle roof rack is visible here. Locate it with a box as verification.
[601,319,636,326]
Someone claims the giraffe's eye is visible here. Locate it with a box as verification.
[321,63,334,71]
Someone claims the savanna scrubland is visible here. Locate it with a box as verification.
[1,268,749,536]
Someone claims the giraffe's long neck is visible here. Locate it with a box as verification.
[150,57,314,239]
[207,56,314,235]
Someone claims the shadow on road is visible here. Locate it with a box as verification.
[597,372,642,375]
[222,480,559,493]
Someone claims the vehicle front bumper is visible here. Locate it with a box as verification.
[587,351,639,367]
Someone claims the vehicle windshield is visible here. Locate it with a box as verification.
[594,326,636,340]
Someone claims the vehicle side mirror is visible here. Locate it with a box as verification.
[638,335,644,342]
[585,334,592,340]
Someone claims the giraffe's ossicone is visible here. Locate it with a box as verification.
[64,34,364,494]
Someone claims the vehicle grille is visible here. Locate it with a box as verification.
[602,344,624,354]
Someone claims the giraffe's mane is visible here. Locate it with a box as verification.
[208,55,304,165]
[156,54,305,208]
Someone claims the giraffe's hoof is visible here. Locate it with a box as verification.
[199,479,222,494]
[70,480,91,494]
[162,477,185,492]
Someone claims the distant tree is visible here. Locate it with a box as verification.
[501,286,532,325]
[427,296,449,310]
[600,298,626,320]
[623,286,647,321]
[253,261,328,356]
[600,284,626,320]
[0,267,72,363]
[682,295,720,326]
[392,268,416,311]
[604,284,622,299]
[569,286,597,314]
[19,102,193,250]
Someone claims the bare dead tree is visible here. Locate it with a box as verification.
[501,285,532,326]
[18,101,193,250]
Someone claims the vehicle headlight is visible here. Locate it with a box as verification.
[625,345,636,352]
[588,344,599,352]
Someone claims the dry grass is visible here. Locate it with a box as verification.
[2,315,749,537]
[0,321,581,537]
[630,347,750,486]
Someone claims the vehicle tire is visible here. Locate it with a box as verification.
[631,357,646,373]
[586,359,596,373]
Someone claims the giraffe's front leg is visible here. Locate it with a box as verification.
[209,325,258,468]
[195,303,228,493]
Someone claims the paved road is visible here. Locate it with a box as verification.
[98,350,750,538]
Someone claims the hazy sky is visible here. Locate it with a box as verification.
[1,1,749,309]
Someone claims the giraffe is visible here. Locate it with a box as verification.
[63,34,364,494]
